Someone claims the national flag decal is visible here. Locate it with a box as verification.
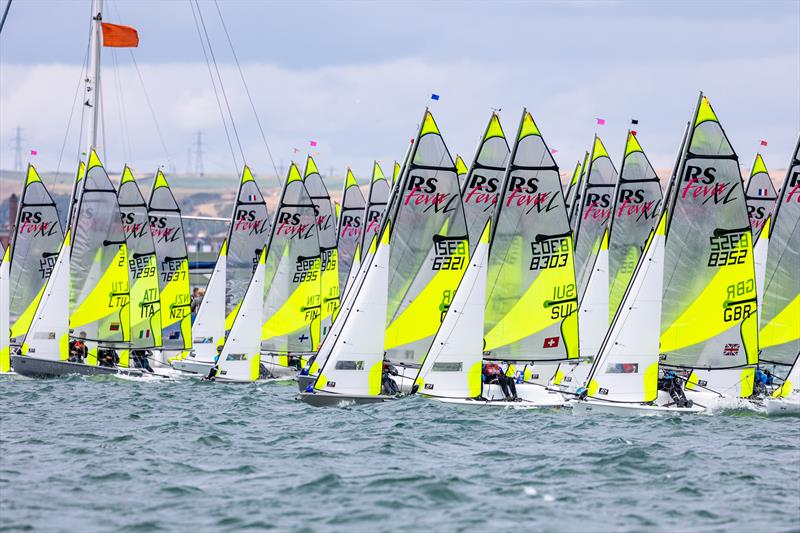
[543,337,560,349]
[723,343,740,356]
[109,323,120,331]
[169,331,180,340]
[431,93,440,101]
[138,329,151,339]
[246,194,258,202]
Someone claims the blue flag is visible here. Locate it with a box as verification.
[430,93,440,101]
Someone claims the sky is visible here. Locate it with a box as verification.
[0,0,798,185]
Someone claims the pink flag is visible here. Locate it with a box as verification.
[595,118,606,125]
[309,140,318,147]
[30,149,38,156]
[550,149,558,154]
[760,140,768,146]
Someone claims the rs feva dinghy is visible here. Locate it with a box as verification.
[0,244,11,374]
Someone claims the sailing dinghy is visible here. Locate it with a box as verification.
[361,161,391,254]
[761,136,800,413]
[744,153,777,240]
[0,244,10,374]
[336,168,366,296]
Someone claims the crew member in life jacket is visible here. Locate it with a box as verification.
[753,368,774,398]
[482,362,518,401]
[68,337,87,364]
[382,360,400,396]
[657,370,693,408]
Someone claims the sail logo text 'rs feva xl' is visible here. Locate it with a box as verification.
[404,176,457,213]
[785,172,800,203]
[339,215,362,238]
[615,189,659,222]
[681,166,737,204]
[149,215,180,243]
[464,174,500,211]
[121,211,148,239]
[581,191,612,222]
[504,176,559,214]
[275,211,314,239]
[233,209,270,236]
[18,211,59,238]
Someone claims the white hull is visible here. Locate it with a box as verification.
[261,354,303,379]
[171,359,214,376]
[764,397,800,416]
[571,398,705,416]
[431,396,567,410]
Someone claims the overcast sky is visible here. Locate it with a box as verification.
[1,0,798,184]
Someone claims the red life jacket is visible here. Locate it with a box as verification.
[484,363,503,376]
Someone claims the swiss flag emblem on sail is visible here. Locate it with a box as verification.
[543,337,560,349]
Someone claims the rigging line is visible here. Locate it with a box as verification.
[110,49,129,163]
[188,0,239,172]
[0,0,12,35]
[194,0,246,168]
[100,69,108,164]
[212,0,281,187]
[56,30,92,179]
[113,48,134,163]
[127,51,172,169]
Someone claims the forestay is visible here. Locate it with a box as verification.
[336,169,365,294]
[483,109,578,362]
[660,94,758,370]
[8,165,64,345]
[744,153,777,239]
[461,112,510,251]
[384,110,469,366]
[69,151,130,354]
[261,163,321,354]
[573,136,618,300]
[608,132,663,319]
[567,151,589,230]
[118,167,162,349]
[759,136,800,370]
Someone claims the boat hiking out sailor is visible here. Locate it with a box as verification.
[753,368,774,398]
[657,370,693,408]
[68,334,88,364]
[131,350,154,373]
[482,362,519,401]
[204,345,224,381]
[382,360,400,396]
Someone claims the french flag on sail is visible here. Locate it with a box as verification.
[246,194,258,202]
[756,188,770,197]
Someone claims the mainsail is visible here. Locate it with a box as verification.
[567,151,590,229]
[384,109,470,366]
[573,136,618,299]
[148,170,191,352]
[483,109,578,361]
[660,94,758,372]
[744,153,777,239]
[118,166,162,349]
[759,136,800,371]
[261,163,321,354]
[608,132,663,319]
[460,112,510,251]
[563,159,583,214]
[304,156,339,343]
[225,166,271,326]
[8,165,64,345]
[336,168,365,294]
[361,161,391,252]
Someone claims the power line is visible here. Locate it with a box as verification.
[12,126,23,171]
[194,130,205,176]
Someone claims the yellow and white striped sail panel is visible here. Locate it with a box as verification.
[759,135,800,370]
[744,153,777,240]
[8,164,64,346]
[69,150,130,347]
[261,162,321,354]
[460,112,511,253]
[361,161,391,253]
[0,244,10,372]
[484,109,578,361]
[660,94,758,370]
[393,160,402,184]
[337,168,366,295]
[455,154,469,186]
[608,132,663,320]
[385,109,470,367]
[225,166,271,327]
[304,155,339,346]
[148,169,191,351]
[573,135,619,300]
[118,166,162,349]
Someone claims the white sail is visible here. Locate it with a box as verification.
[191,241,227,363]
[20,231,72,361]
[584,215,666,403]
[0,244,9,372]
[215,248,266,382]
[313,225,390,397]
[578,229,609,358]
[416,221,490,399]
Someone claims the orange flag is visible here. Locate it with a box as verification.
[101,23,139,48]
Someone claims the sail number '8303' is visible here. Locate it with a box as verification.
[530,236,570,270]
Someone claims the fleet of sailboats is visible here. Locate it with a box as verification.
[1,1,798,417]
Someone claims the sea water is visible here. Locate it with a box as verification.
[1,376,798,532]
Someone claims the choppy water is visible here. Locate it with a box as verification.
[1,376,798,532]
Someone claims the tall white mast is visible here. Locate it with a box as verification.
[84,0,103,156]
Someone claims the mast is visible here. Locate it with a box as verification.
[85,0,103,155]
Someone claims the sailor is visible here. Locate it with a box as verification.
[382,361,400,395]
[68,338,87,363]
[205,345,224,380]
[482,362,518,401]
[753,368,774,397]
[657,370,692,408]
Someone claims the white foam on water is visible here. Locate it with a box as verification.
[523,486,538,496]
